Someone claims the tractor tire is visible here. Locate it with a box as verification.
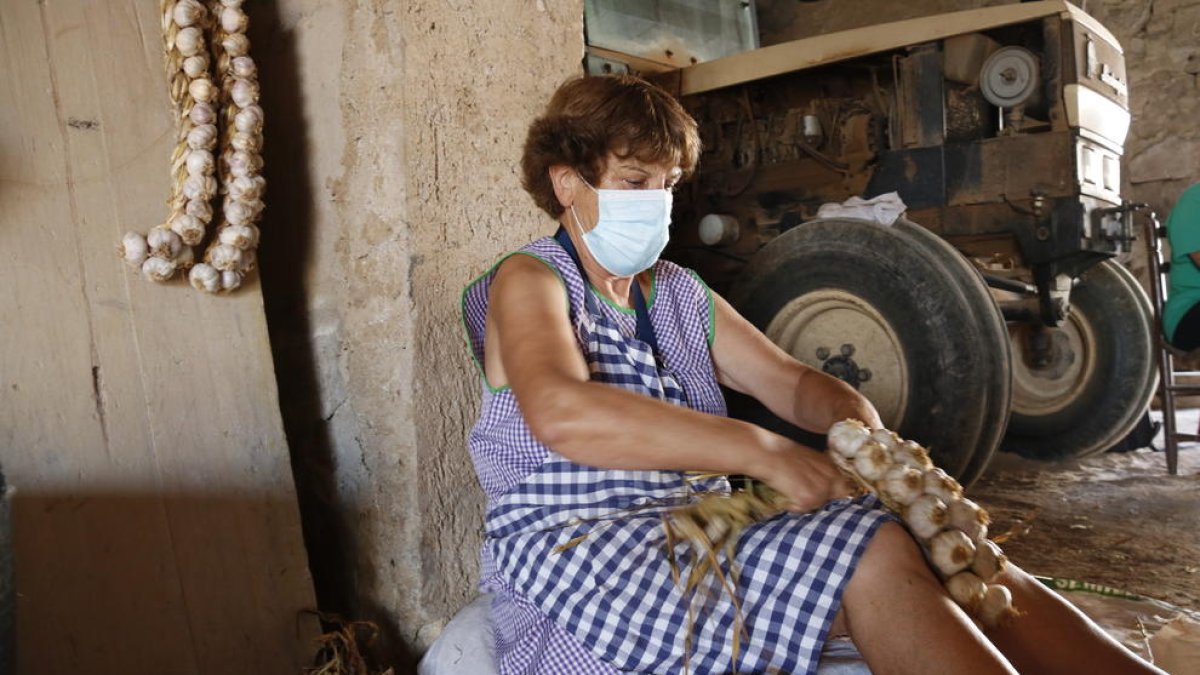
[728,217,1012,486]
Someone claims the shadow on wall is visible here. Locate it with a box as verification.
[251,1,417,670]
[11,492,320,673]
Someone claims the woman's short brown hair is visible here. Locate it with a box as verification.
[521,74,701,218]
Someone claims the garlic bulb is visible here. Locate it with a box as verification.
[182,174,217,201]
[190,263,221,293]
[853,439,891,482]
[172,0,206,27]
[230,131,261,153]
[220,6,248,34]
[175,27,204,56]
[971,539,1007,581]
[827,419,870,459]
[945,572,987,613]
[948,498,989,542]
[238,248,257,272]
[220,0,245,8]
[923,468,962,502]
[185,149,215,176]
[227,175,266,201]
[893,440,934,471]
[189,101,216,126]
[141,255,177,282]
[219,223,259,250]
[224,199,253,226]
[222,33,250,57]
[188,77,216,103]
[930,529,976,577]
[869,429,900,451]
[226,150,262,178]
[221,269,244,291]
[234,105,264,133]
[186,124,218,151]
[185,197,213,222]
[174,245,195,270]
[147,226,183,259]
[979,584,1015,627]
[231,56,257,79]
[119,232,149,267]
[905,494,948,540]
[170,213,205,246]
[208,243,244,271]
[229,78,259,109]
[880,465,924,506]
[182,55,210,79]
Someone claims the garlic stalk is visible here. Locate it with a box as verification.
[199,0,265,294]
[825,419,1018,627]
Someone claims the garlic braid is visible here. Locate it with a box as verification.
[121,0,264,294]
[827,420,1018,627]
[120,0,218,281]
[190,0,264,294]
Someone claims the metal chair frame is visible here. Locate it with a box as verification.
[1141,212,1200,475]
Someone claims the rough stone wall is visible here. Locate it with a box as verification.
[254,0,583,667]
[756,0,1200,217]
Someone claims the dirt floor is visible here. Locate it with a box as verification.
[970,410,1200,613]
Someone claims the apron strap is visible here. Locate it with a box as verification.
[554,227,661,356]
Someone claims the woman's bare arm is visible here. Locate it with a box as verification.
[486,255,849,510]
[709,293,883,431]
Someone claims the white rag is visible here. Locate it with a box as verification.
[816,191,907,226]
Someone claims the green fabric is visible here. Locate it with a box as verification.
[1163,183,1200,343]
[685,269,717,347]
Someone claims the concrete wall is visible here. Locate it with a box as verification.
[756,0,1200,217]
[253,0,584,667]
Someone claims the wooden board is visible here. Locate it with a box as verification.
[0,2,319,672]
[674,1,1118,96]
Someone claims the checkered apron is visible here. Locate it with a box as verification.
[462,237,891,674]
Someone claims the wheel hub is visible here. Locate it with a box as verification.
[1010,312,1096,417]
[766,289,908,427]
[816,343,873,389]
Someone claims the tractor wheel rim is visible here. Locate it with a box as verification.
[765,289,909,427]
[1009,310,1097,417]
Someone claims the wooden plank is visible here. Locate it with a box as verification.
[0,1,319,672]
[677,1,1088,96]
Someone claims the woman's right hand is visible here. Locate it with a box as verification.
[752,437,856,512]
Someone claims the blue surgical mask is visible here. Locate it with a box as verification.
[571,180,672,277]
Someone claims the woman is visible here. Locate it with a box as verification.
[461,74,1162,674]
[1164,183,1200,350]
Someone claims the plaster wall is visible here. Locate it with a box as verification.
[756,0,1200,216]
[254,0,584,665]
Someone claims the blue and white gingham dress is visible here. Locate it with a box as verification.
[461,237,891,674]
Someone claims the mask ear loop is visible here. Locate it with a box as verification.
[568,170,599,238]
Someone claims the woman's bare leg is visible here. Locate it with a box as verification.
[985,565,1166,675]
[840,522,1017,675]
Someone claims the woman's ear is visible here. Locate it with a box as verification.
[548,164,577,209]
